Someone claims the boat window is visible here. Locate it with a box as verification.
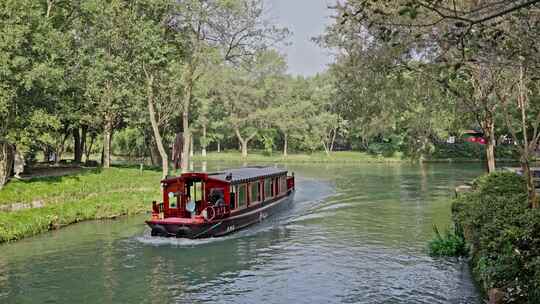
[250,181,260,203]
[264,178,272,199]
[188,181,204,202]
[230,185,236,209]
[272,177,278,196]
[168,192,178,209]
[280,176,287,194]
[238,184,247,209]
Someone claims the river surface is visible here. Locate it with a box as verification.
[0,162,484,304]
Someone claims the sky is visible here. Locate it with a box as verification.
[265,0,336,76]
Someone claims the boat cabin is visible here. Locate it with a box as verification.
[152,166,295,222]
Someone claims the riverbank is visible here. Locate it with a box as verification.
[193,151,405,163]
[0,167,161,243]
[451,172,540,303]
[191,151,523,164]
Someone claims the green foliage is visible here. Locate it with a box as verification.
[431,142,485,159]
[260,129,277,156]
[452,172,540,303]
[113,128,146,157]
[428,225,467,257]
[473,171,527,197]
[367,135,403,157]
[431,142,518,160]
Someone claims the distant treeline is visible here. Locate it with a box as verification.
[1,1,540,199]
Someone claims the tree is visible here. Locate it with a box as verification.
[130,0,181,178]
[171,0,288,171]
[0,0,71,185]
[80,0,136,168]
[496,64,540,208]
[218,68,261,158]
[323,0,540,172]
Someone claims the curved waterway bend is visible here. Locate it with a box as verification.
[0,163,482,303]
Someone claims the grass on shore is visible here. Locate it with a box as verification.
[192,151,405,163]
[0,167,162,243]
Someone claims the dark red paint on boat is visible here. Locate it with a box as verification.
[146,166,295,239]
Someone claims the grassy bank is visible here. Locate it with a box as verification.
[0,167,161,243]
[451,172,540,303]
[193,151,405,163]
[192,150,525,164]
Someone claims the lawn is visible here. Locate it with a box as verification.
[0,167,162,243]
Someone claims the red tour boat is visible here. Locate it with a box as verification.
[146,166,295,239]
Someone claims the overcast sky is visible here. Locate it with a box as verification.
[265,0,336,76]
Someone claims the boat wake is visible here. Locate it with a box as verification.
[135,176,336,247]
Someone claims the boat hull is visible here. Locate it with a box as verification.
[146,190,294,239]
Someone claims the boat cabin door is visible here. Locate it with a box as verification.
[183,178,204,216]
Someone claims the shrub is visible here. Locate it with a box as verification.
[432,142,484,159]
[473,171,527,197]
[431,142,518,160]
[428,224,467,257]
[451,171,540,303]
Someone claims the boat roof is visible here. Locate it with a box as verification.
[208,166,287,184]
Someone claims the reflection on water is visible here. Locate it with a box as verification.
[0,162,483,303]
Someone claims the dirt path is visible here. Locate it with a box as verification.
[19,165,86,180]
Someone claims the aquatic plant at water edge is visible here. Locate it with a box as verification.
[428,224,467,257]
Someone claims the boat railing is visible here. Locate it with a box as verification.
[213,206,229,219]
[152,201,164,215]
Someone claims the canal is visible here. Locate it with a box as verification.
[0,162,483,303]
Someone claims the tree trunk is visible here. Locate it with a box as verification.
[102,120,113,168]
[85,134,95,163]
[148,138,161,167]
[73,127,82,163]
[46,0,54,18]
[481,116,496,173]
[323,142,330,156]
[283,133,288,157]
[235,128,256,158]
[235,128,247,158]
[330,128,337,152]
[55,129,69,165]
[517,67,538,208]
[217,141,221,153]
[241,141,248,158]
[43,147,50,162]
[201,124,207,157]
[180,62,194,173]
[146,76,169,179]
[80,126,87,163]
[190,136,194,158]
[0,141,14,190]
[520,156,538,208]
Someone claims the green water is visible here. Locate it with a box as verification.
[0,162,483,303]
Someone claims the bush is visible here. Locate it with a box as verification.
[431,142,484,159]
[474,171,527,195]
[451,171,540,303]
[367,136,402,157]
[431,142,519,160]
[428,225,468,257]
